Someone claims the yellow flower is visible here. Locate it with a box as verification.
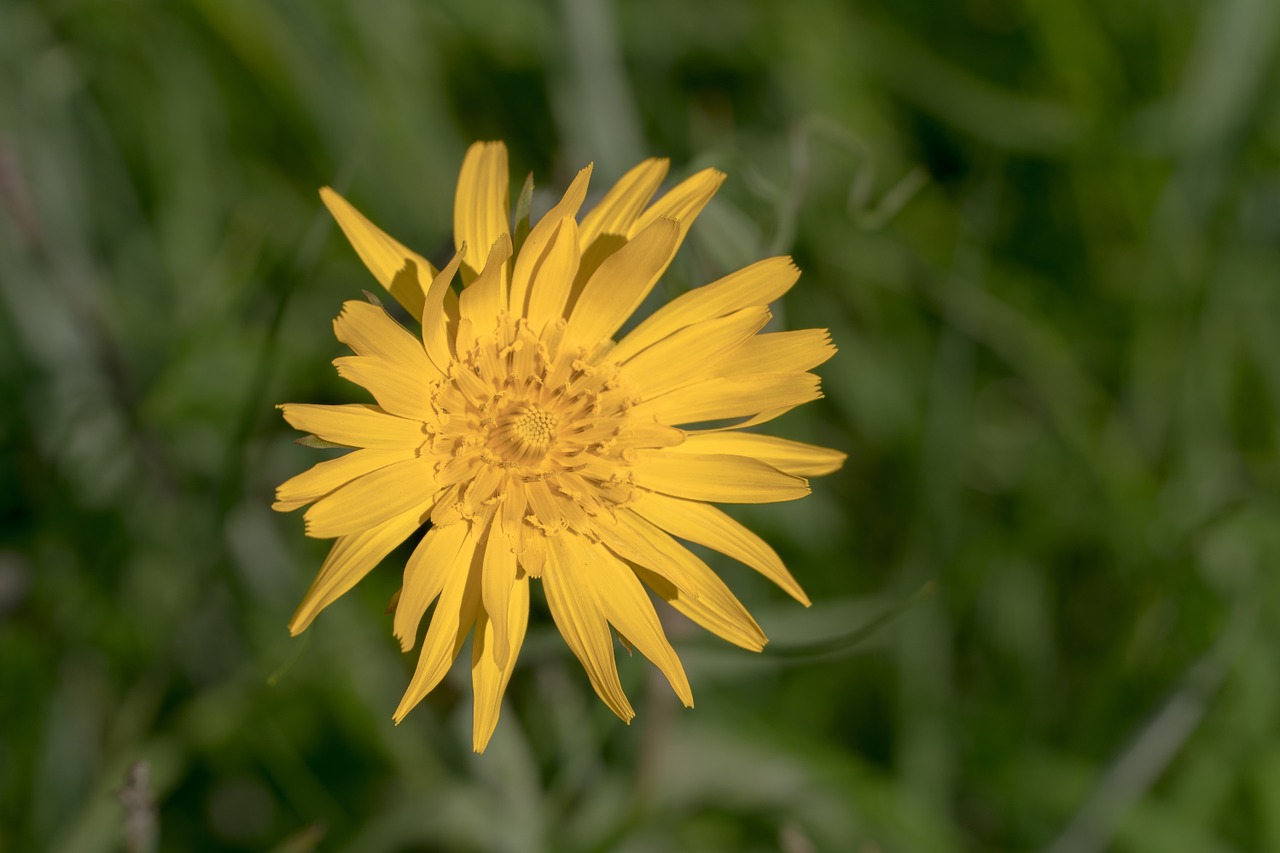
[275,142,844,752]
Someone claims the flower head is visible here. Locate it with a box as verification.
[276,142,844,751]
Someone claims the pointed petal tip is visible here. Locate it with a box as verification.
[317,186,350,221]
[608,696,637,723]
[743,625,768,652]
[287,591,321,636]
[466,140,508,157]
[677,167,727,200]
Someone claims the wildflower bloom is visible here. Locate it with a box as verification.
[276,142,843,751]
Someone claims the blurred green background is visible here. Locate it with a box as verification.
[3,0,1279,850]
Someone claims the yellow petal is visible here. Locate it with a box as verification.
[629,168,721,292]
[523,217,582,333]
[578,158,669,249]
[394,520,475,650]
[597,511,766,650]
[422,249,464,375]
[558,532,692,707]
[500,476,528,538]
[575,158,670,285]
[565,218,680,349]
[471,577,530,753]
[332,301,439,376]
[525,480,564,532]
[543,534,634,721]
[288,497,433,635]
[689,405,804,433]
[619,420,687,449]
[716,329,837,375]
[454,141,510,285]
[394,531,483,722]
[274,447,414,512]
[319,188,436,320]
[279,403,427,448]
[618,306,769,398]
[457,232,513,352]
[610,256,800,364]
[519,531,546,578]
[628,492,809,605]
[634,565,764,651]
[630,167,725,239]
[631,450,809,503]
[302,456,438,539]
[663,433,846,477]
[628,373,822,426]
[461,463,504,517]
[509,165,593,314]
[481,519,519,668]
[333,356,433,421]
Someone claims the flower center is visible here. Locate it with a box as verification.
[490,403,559,464]
[423,318,659,531]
